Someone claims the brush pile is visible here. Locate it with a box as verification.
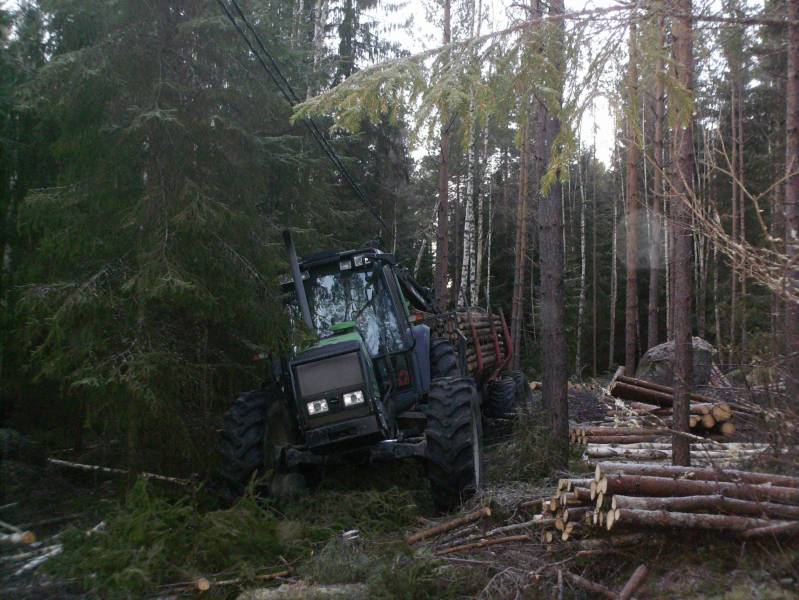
[540,463,799,541]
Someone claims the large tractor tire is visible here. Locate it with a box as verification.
[508,370,533,407]
[484,376,519,418]
[422,377,484,512]
[217,388,299,502]
[430,336,459,379]
[217,390,267,500]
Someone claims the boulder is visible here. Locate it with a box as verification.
[634,337,715,388]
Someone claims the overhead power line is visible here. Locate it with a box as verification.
[215,0,390,236]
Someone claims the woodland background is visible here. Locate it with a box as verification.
[0,0,796,476]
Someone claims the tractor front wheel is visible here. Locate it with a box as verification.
[217,388,300,502]
[217,390,268,501]
[422,377,484,512]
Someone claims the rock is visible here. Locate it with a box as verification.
[237,582,368,600]
[635,337,715,388]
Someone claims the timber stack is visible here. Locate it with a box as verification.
[537,463,799,542]
[608,374,738,437]
[427,308,512,376]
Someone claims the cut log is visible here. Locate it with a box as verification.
[580,427,672,437]
[611,508,781,531]
[600,474,799,505]
[611,494,799,520]
[616,375,723,404]
[595,462,799,488]
[701,414,716,429]
[572,533,646,551]
[562,571,617,600]
[720,422,736,437]
[586,435,669,444]
[610,381,675,406]
[406,506,491,544]
[433,534,532,555]
[740,521,799,539]
[0,531,36,545]
[618,564,649,600]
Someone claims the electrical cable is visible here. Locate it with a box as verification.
[215,0,390,236]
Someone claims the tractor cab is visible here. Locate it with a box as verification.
[279,243,431,453]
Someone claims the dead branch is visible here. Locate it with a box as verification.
[618,564,649,600]
[406,506,492,544]
[433,534,532,555]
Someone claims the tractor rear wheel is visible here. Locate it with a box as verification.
[484,376,519,418]
[430,336,459,379]
[422,377,484,512]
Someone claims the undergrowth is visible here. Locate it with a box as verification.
[490,408,584,483]
[47,465,430,598]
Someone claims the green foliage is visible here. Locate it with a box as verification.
[49,479,325,597]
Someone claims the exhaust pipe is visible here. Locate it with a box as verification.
[283,230,314,332]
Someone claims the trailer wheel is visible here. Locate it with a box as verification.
[484,376,519,418]
[430,336,459,379]
[423,377,484,512]
[508,370,533,406]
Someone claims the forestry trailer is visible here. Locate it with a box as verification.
[217,231,532,510]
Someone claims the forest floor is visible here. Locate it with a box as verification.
[1,382,798,599]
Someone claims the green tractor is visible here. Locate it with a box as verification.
[217,231,530,511]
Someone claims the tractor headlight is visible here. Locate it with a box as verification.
[306,399,329,415]
[343,390,365,407]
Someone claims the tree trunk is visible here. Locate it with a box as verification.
[576,153,587,376]
[536,0,568,468]
[625,19,640,373]
[459,138,476,307]
[609,148,620,370]
[738,90,747,357]
[511,129,529,368]
[648,14,665,352]
[434,0,452,309]
[786,0,799,400]
[671,0,694,466]
[729,86,738,365]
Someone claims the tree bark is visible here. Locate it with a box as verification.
[511,129,529,368]
[609,157,620,369]
[611,508,780,532]
[625,18,641,373]
[600,473,799,504]
[535,0,569,468]
[671,0,695,466]
[576,153,587,375]
[786,0,799,400]
[611,494,799,520]
[648,14,666,352]
[434,0,452,308]
[596,462,799,488]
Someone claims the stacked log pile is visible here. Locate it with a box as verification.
[608,374,738,437]
[540,463,799,541]
[455,310,509,373]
